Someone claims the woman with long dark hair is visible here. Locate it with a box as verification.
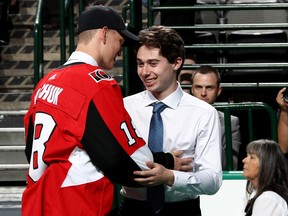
[243,139,288,216]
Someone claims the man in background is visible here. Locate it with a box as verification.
[191,65,241,170]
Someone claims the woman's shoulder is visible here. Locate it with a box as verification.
[253,191,288,215]
[260,190,287,200]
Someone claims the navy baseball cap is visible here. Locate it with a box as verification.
[77,5,139,46]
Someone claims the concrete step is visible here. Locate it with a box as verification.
[0,111,27,182]
[0,111,26,127]
[0,111,26,145]
[0,187,24,216]
[0,166,27,182]
[1,43,70,61]
[0,129,25,146]
[0,186,25,201]
[0,146,27,164]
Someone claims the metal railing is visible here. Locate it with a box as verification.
[223,171,245,180]
[213,102,278,170]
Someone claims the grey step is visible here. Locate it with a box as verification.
[0,186,25,202]
[10,30,75,46]
[0,111,26,144]
[0,129,25,146]
[0,146,27,164]
[1,45,70,61]
[0,164,28,171]
[0,165,28,182]
[0,102,30,111]
[0,60,61,80]
[0,110,27,120]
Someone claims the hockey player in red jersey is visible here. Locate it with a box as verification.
[22,5,179,216]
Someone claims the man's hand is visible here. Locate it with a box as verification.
[172,150,193,172]
[277,87,288,153]
[276,87,288,112]
[133,161,175,187]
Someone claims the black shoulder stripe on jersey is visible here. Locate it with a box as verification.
[81,101,143,187]
[25,115,34,163]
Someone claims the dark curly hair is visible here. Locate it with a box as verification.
[138,25,185,75]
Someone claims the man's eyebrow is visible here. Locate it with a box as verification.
[136,59,160,62]
[147,59,160,62]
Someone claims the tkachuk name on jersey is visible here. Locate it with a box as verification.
[34,84,63,105]
[89,69,113,83]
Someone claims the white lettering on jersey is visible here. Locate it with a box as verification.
[34,84,63,105]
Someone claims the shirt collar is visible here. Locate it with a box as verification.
[64,51,98,66]
[144,82,183,110]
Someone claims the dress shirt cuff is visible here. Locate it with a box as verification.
[169,170,200,191]
[152,152,174,169]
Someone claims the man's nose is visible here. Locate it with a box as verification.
[201,88,207,96]
[143,64,150,75]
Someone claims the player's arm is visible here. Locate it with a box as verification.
[81,100,150,187]
[81,100,185,185]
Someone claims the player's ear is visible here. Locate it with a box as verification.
[101,26,109,45]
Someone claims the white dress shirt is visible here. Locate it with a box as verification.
[121,83,222,202]
[244,191,288,216]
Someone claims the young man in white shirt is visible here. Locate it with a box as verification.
[118,25,222,216]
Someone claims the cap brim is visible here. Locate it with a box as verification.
[119,29,139,47]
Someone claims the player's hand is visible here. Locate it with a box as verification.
[133,161,174,187]
[171,150,193,172]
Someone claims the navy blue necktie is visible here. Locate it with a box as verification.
[147,102,167,214]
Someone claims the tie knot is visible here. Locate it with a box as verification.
[153,102,167,113]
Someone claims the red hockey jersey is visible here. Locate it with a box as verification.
[22,63,153,216]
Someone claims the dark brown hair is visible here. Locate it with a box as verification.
[138,25,185,74]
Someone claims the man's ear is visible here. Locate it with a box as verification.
[217,85,222,97]
[173,57,183,71]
